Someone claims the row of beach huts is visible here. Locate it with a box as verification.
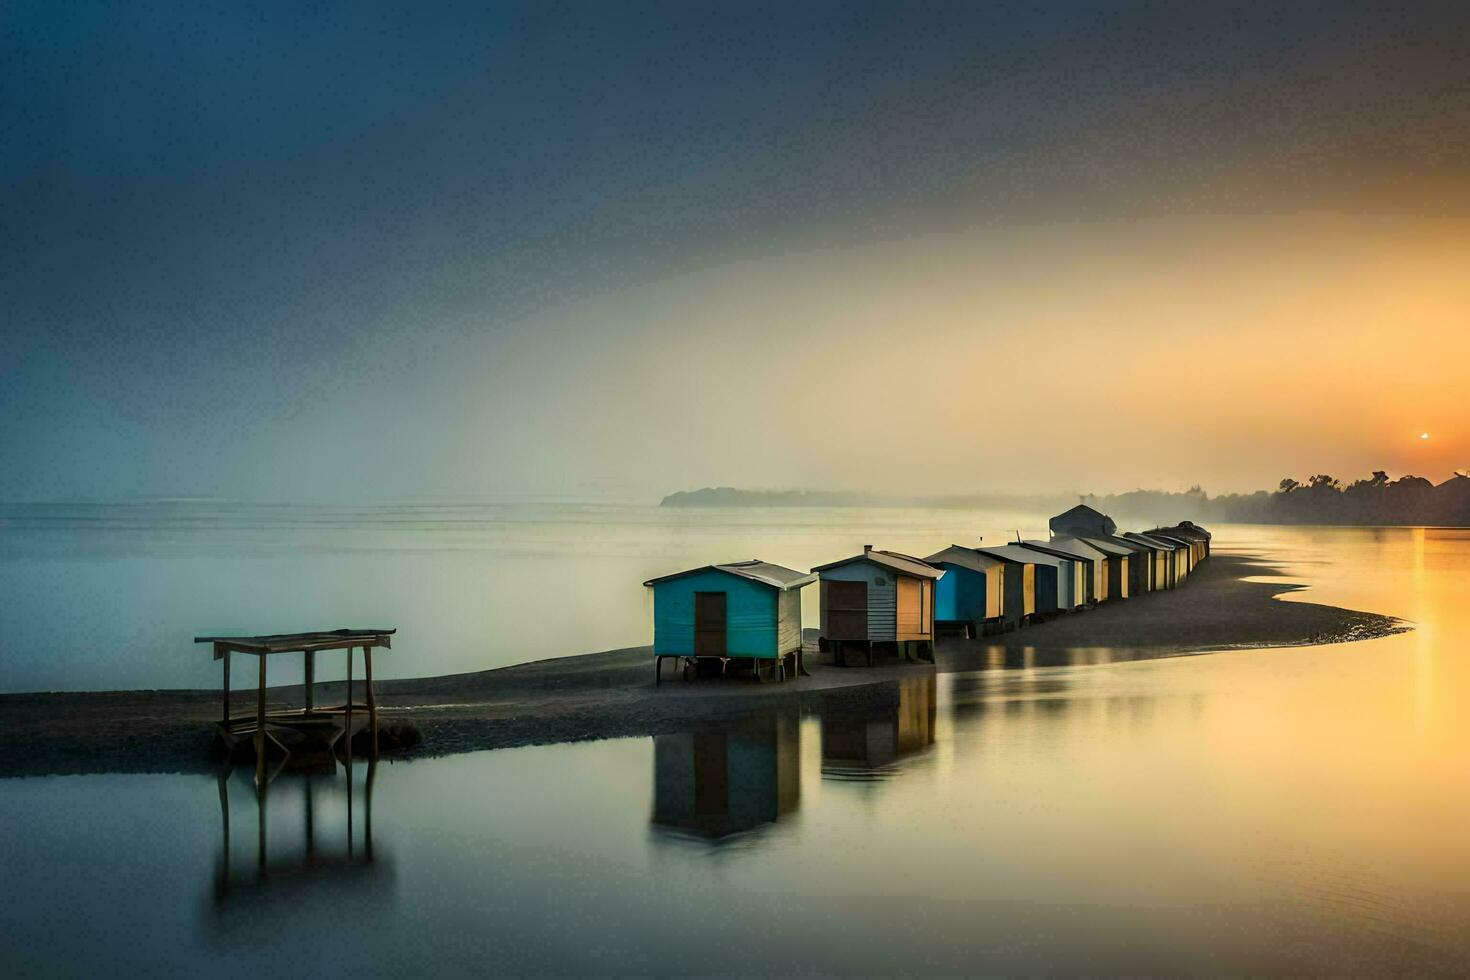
[645,505,1212,683]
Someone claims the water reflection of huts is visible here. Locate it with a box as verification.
[821,675,937,778]
[650,710,801,841]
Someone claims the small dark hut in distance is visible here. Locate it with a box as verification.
[814,546,943,666]
[1049,503,1117,539]
[645,560,815,684]
[925,544,1007,637]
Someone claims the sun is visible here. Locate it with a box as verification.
[1419,432,1431,440]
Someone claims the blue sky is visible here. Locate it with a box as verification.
[4,2,1467,499]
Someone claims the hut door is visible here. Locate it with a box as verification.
[694,592,727,656]
[896,577,927,637]
[826,580,867,640]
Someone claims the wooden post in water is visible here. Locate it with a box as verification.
[304,650,315,715]
[217,769,230,895]
[254,653,266,786]
[257,773,267,878]
[344,646,353,770]
[364,645,378,759]
[220,645,230,724]
[364,759,376,861]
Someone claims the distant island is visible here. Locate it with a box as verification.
[662,471,1470,527]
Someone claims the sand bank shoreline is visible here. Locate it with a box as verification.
[0,554,1407,778]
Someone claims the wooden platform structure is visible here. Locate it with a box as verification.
[194,628,396,783]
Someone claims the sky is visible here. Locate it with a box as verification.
[3,0,1468,501]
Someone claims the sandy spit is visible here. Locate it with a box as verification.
[0,554,1406,778]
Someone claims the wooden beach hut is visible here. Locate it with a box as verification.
[1073,535,1132,600]
[1002,544,1078,615]
[644,560,815,684]
[1118,533,1169,590]
[964,545,1035,626]
[1102,535,1155,595]
[194,628,397,785]
[1126,532,1182,588]
[813,547,943,665]
[1023,537,1108,606]
[924,545,1006,637]
[1147,530,1195,578]
[978,544,1072,621]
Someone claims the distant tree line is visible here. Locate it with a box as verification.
[663,471,1470,526]
[1092,471,1470,527]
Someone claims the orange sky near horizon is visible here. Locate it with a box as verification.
[371,210,1466,498]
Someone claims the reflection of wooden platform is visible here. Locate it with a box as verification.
[195,628,397,784]
[211,762,388,913]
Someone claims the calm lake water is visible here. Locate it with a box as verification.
[2,523,1469,974]
[0,500,1057,692]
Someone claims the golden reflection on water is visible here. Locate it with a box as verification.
[634,526,1470,969]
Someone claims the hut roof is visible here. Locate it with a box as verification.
[1155,522,1211,540]
[1022,538,1108,561]
[1077,536,1136,557]
[193,628,395,655]
[643,560,816,591]
[1098,535,1152,554]
[1125,532,1179,550]
[1145,531,1194,549]
[977,544,1069,568]
[924,545,1005,573]
[813,548,944,579]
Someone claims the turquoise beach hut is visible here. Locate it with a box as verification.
[924,545,1006,637]
[644,560,815,684]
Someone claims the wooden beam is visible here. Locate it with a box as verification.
[220,646,230,724]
